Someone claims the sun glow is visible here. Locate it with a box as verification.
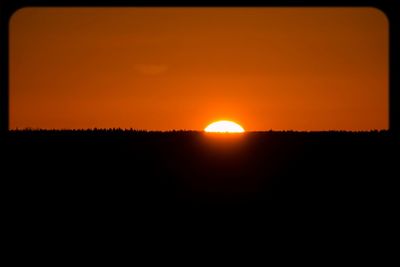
[204,120,245,133]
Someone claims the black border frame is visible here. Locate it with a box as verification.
[1,0,398,136]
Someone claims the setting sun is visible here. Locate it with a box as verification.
[204,121,245,133]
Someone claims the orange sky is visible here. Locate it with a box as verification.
[10,7,388,131]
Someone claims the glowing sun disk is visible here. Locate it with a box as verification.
[204,120,245,133]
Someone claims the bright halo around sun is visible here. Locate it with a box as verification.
[204,120,245,133]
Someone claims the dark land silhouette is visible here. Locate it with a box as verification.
[3,129,399,255]
[4,130,397,214]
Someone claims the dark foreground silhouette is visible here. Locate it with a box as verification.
[4,129,399,251]
[4,130,397,212]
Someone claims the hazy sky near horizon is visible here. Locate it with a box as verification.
[10,7,388,131]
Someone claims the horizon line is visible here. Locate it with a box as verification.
[8,128,389,133]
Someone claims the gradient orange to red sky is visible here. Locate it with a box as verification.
[10,7,388,131]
